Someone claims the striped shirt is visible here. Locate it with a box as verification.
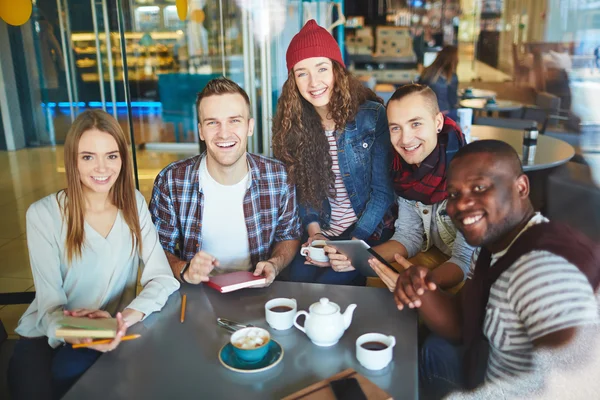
[468,213,599,389]
[149,153,301,267]
[322,130,358,237]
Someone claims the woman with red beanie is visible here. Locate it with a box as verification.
[272,20,394,286]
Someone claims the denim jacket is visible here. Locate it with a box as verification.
[391,197,474,277]
[299,100,395,240]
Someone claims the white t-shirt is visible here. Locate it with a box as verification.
[199,157,252,275]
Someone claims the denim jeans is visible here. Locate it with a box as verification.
[419,334,487,400]
[8,337,101,400]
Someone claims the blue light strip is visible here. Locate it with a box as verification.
[43,101,162,109]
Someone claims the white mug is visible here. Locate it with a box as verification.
[300,240,329,263]
[356,333,396,371]
[265,298,297,330]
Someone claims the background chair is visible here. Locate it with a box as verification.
[0,291,35,399]
[518,91,570,134]
[546,162,600,242]
[474,116,537,131]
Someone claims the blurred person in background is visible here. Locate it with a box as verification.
[418,45,459,121]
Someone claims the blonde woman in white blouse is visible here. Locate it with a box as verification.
[8,110,180,400]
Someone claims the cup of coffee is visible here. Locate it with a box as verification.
[300,240,329,263]
[265,298,297,330]
[230,327,271,362]
[356,333,396,371]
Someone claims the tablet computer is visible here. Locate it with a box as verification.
[324,240,393,278]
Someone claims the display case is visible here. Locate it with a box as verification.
[71,32,180,83]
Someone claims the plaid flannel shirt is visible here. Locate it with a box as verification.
[149,153,301,267]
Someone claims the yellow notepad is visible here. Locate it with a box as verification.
[55,316,118,339]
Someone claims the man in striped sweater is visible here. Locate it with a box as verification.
[377,139,600,398]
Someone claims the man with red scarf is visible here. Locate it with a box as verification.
[329,84,474,291]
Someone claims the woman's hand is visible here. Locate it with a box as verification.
[301,224,331,267]
[63,308,111,319]
[303,232,328,247]
[63,310,128,352]
[325,246,356,273]
[121,308,144,328]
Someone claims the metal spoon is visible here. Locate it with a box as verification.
[217,318,254,333]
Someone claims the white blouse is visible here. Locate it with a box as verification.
[15,190,180,348]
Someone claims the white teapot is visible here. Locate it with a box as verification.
[293,298,357,346]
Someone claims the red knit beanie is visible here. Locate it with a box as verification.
[286,19,345,72]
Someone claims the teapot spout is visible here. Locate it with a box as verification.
[342,304,357,330]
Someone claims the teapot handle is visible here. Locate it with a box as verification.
[293,311,308,333]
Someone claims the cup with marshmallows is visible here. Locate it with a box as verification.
[230,327,271,363]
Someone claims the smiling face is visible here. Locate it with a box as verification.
[198,93,254,169]
[293,57,335,111]
[77,128,122,195]
[445,153,530,248]
[387,93,444,166]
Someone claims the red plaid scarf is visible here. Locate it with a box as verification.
[391,117,466,205]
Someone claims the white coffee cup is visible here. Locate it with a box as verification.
[265,298,297,330]
[300,240,329,263]
[356,333,396,371]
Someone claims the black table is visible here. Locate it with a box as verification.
[64,282,418,399]
[471,125,575,171]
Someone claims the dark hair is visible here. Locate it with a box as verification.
[195,77,251,121]
[272,61,382,210]
[387,83,440,115]
[451,139,524,174]
[421,45,458,83]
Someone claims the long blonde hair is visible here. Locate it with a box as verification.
[421,45,458,84]
[61,109,142,263]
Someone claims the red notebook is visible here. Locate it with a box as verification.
[205,271,266,293]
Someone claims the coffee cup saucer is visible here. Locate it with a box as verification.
[219,340,283,373]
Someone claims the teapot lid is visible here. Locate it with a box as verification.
[309,298,339,315]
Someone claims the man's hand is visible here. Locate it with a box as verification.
[325,245,356,272]
[368,257,399,291]
[63,311,128,353]
[184,251,218,284]
[253,260,278,287]
[391,254,437,310]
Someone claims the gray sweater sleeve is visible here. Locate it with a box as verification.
[390,198,425,258]
[446,231,476,280]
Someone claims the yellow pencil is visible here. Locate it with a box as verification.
[72,334,141,349]
[180,294,187,323]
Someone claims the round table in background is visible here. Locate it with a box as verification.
[459,88,497,99]
[460,99,528,112]
[470,125,575,171]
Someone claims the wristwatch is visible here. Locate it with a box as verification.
[179,262,190,283]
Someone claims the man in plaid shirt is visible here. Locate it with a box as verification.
[149,77,301,286]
